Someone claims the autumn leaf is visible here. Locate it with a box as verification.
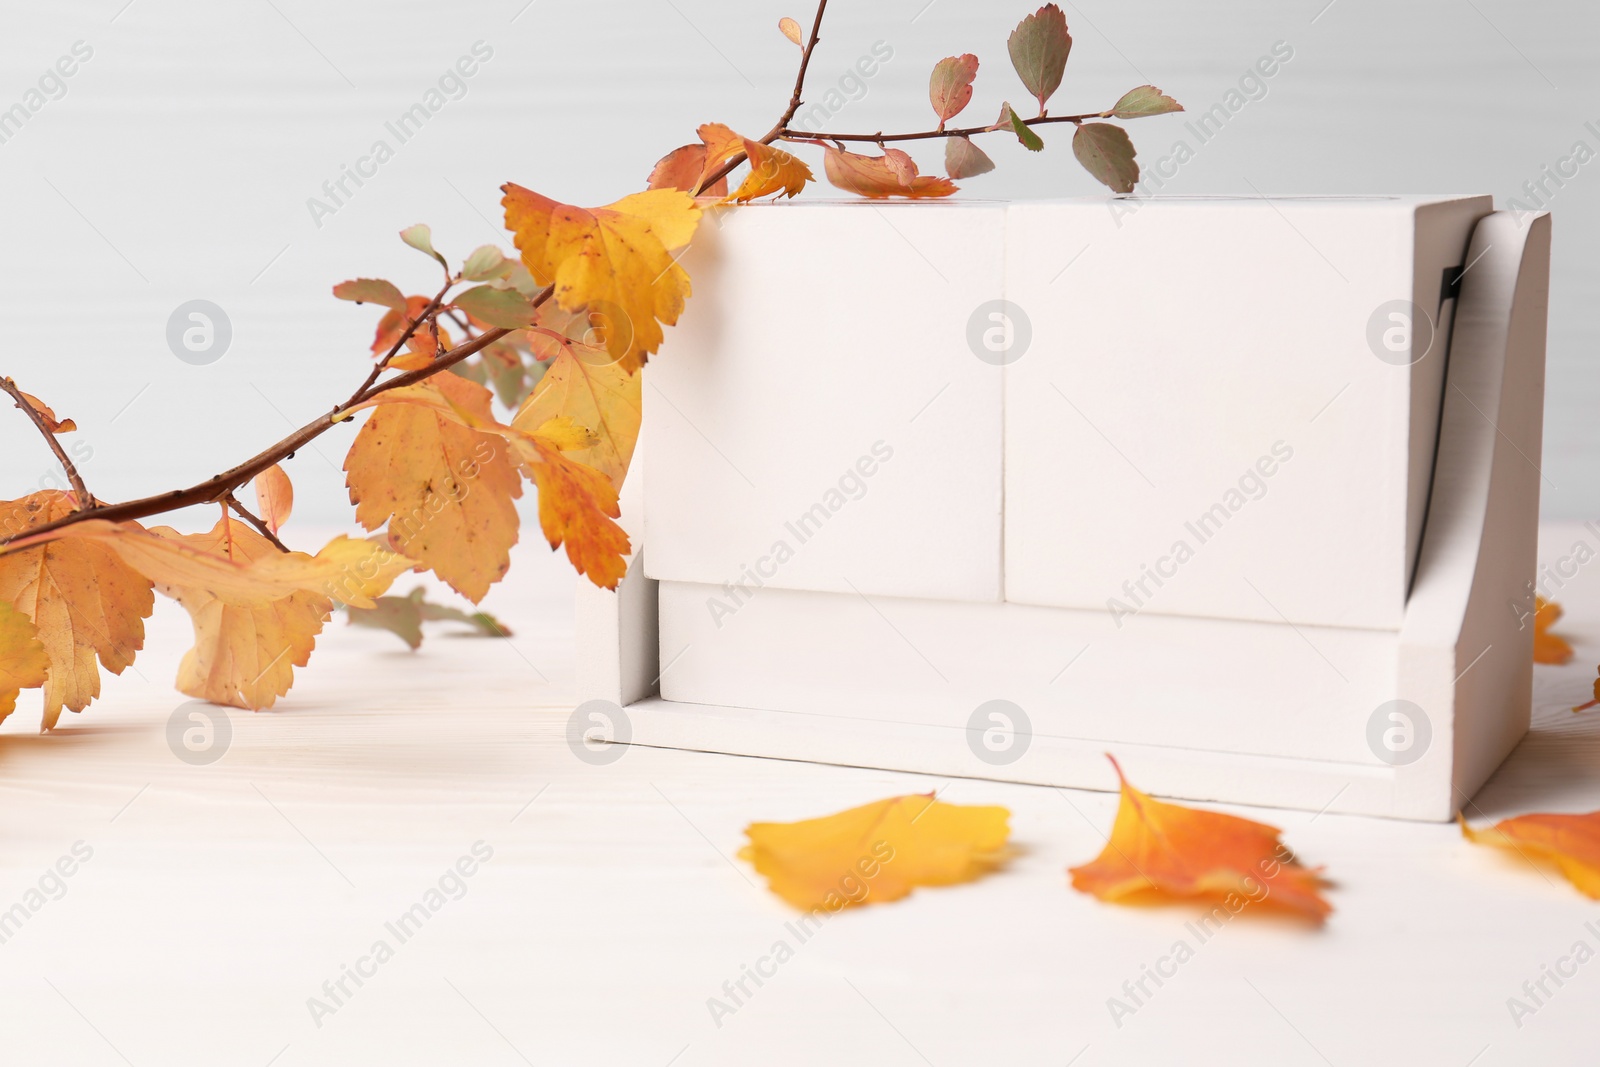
[332,278,409,312]
[945,135,995,179]
[344,373,523,603]
[1005,103,1045,152]
[822,146,958,199]
[0,491,153,729]
[778,15,803,45]
[882,148,918,187]
[1112,84,1184,119]
[17,392,76,435]
[647,144,729,198]
[0,600,50,722]
[1008,3,1072,115]
[399,223,447,269]
[1073,122,1140,193]
[1574,667,1600,713]
[461,246,511,282]
[1461,811,1600,899]
[346,586,510,651]
[739,794,1011,911]
[254,464,293,534]
[730,140,812,202]
[1068,756,1331,921]
[1534,596,1574,665]
[929,54,979,129]
[153,517,331,710]
[369,294,452,372]
[501,183,700,374]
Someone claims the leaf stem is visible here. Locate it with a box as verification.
[0,377,93,509]
[223,492,290,553]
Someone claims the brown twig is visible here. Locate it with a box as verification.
[780,110,1114,144]
[0,377,93,509]
[694,0,830,196]
[343,278,455,409]
[223,492,290,553]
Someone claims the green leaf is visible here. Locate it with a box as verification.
[1007,4,1072,114]
[1111,85,1184,119]
[332,278,408,311]
[1072,122,1139,193]
[453,285,539,328]
[400,223,447,268]
[945,136,996,178]
[346,587,513,650]
[462,245,510,282]
[929,54,979,129]
[1006,104,1045,152]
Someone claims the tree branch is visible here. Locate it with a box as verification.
[0,377,93,508]
[781,110,1113,145]
[223,492,289,553]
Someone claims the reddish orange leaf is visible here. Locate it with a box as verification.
[1068,756,1331,921]
[822,146,958,199]
[254,463,293,534]
[647,144,729,198]
[0,492,153,729]
[1462,811,1600,899]
[1534,596,1574,665]
[501,184,700,374]
[929,54,979,129]
[739,794,1011,911]
[370,295,451,372]
[18,392,76,434]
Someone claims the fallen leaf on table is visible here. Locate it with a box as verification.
[739,793,1011,911]
[822,146,958,199]
[1534,596,1574,665]
[1068,755,1331,921]
[0,491,154,729]
[1574,666,1600,712]
[0,600,50,722]
[1461,811,1600,899]
[346,586,511,650]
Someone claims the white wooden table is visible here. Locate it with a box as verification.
[3,522,1598,1067]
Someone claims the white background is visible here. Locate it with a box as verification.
[0,0,1595,526]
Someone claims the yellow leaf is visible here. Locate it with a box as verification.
[0,600,50,722]
[254,463,294,534]
[0,492,153,729]
[729,140,812,202]
[738,794,1011,911]
[1534,596,1573,665]
[343,373,524,603]
[1462,811,1600,899]
[511,347,641,491]
[501,184,700,374]
[1068,756,1331,921]
[158,517,330,710]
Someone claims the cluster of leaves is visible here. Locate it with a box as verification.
[648,4,1182,200]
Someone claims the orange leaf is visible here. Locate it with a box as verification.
[0,600,50,722]
[1534,596,1574,665]
[371,295,451,372]
[778,16,803,45]
[0,492,153,729]
[1068,756,1331,921]
[729,139,812,202]
[18,392,76,434]
[739,794,1011,911]
[1574,666,1600,712]
[511,346,640,492]
[928,54,979,128]
[502,184,700,374]
[254,463,294,534]
[1462,811,1600,899]
[822,146,958,199]
[647,143,728,198]
[343,374,523,603]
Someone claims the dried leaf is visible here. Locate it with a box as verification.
[512,346,641,491]
[882,148,918,187]
[1008,3,1072,114]
[1112,84,1184,119]
[1073,121,1139,193]
[346,586,510,650]
[369,295,452,372]
[739,794,1011,911]
[0,492,153,729]
[501,184,700,374]
[0,600,50,722]
[647,144,729,198]
[332,278,409,312]
[1068,756,1332,921]
[1534,596,1573,665]
[254,463,293,534]
[945,135,996,179]
[344,374,523,603]
[929,54,979,129]
[730,140,813,202]
[778,16,803,45]
[822,146,958,199]
[18,392,76,434]
[1462,811,1600,899]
